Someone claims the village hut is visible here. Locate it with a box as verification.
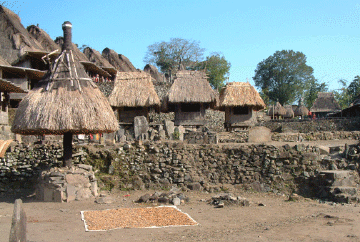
[11,21,118,167]
[162,70,218,126]
[283,105,295,119]
[108,71,160,124]
[83,47,117,79]
[294,98,309,118]
[267,102,286,119]
[218,82,266,131]
[27,24,61,53]
[310,92,341,118]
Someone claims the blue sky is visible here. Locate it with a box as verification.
[4,0,360,91]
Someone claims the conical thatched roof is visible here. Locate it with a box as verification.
[27,25,60,52]
[0,5,45,64]
[267,102,286,117]
[102,48,137,72]
[283,105,294,118]
[294,105,309,117]
[108,71,160,109]
[163,70,218,110]
[0,54,10,66]
[12,21,118,135]
[310,92,341,113]
[218,82,266,111]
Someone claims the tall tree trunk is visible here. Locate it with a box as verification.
[63,132,73,167]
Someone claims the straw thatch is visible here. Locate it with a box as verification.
[102,48,137,72]
[283,105,294,119]
[27,25,60,52]
[218,82,266,111]
[310,92,341,113]
[12,22,118,136]
[163,70,218,111]
[108,71,160,108]
[0,6,45,64]
[294,105,309,117]
[267,102,286,117]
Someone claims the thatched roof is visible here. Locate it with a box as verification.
[218,82,266,111]
[108,71,160,109]
[83,47,115,70]
[0,64,46,80]
[283,105,294,118]
[0,54,10,66]
[267,102,286,117]
[0,6,45,64]
[310,92,341,113]
[294,105,309,117]
[162,70,218,111]
[27,25,60,52]
[144,64,165,83]
[12,21,118,135]
[102,48,137,72]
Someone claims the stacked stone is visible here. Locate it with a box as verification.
[0,144,87,193]
[36,164,98,202]
[272,131,360,142]
[95,81,114,97]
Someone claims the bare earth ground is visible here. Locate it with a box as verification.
[1,139,360,242]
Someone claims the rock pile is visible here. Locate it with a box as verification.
[36,164,98,202]
[209,193,250,208]
[136,189,189,206]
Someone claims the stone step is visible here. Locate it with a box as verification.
[330,186,358,196]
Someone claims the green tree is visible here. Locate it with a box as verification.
[303,78,327,108]
[193,53,231,90]
[253,50,315,105]
[333,76,360,109]
[143,38,205,74]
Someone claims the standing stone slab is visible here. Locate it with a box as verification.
[164,120,175,138]
[248,126,272,143]
[134,116,149,140]
[9,199,26,242]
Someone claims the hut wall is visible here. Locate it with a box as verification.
[0,92,9,125]
[225,107,256,126]
[8,78,28,100]
[117,107,149,124]
[174,103,206,126]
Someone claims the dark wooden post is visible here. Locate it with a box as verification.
[63,132,73,167]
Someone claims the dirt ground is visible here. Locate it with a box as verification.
[1,139,360,242]
[1,190,360,242]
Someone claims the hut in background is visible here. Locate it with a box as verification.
[218,82,265,131]
[310,92,341,118]
[162,70,218,127]
[108,71,160,124]
[283,105,295,119]
[267,102,286,119]
[144,64,165,83]
[12,21,118,167]
[102,48,137,72]
[294,98,309,119]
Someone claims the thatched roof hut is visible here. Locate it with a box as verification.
[310,92,341,117]
[102,48,137,72]
[218,82,265,111]
[267,102,286,118]
[108,71,160,108]
[283,105,295,119]
[163,70,218,112]
[12,21,118,166]
[294,98,309,117]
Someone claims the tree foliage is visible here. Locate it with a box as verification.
[143,38,205,74]
[333,76,360,109]
[303,78,327,108]
[253,50,315,105]
[193,53,231,90]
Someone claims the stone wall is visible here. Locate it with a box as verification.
[1,139,359,198]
